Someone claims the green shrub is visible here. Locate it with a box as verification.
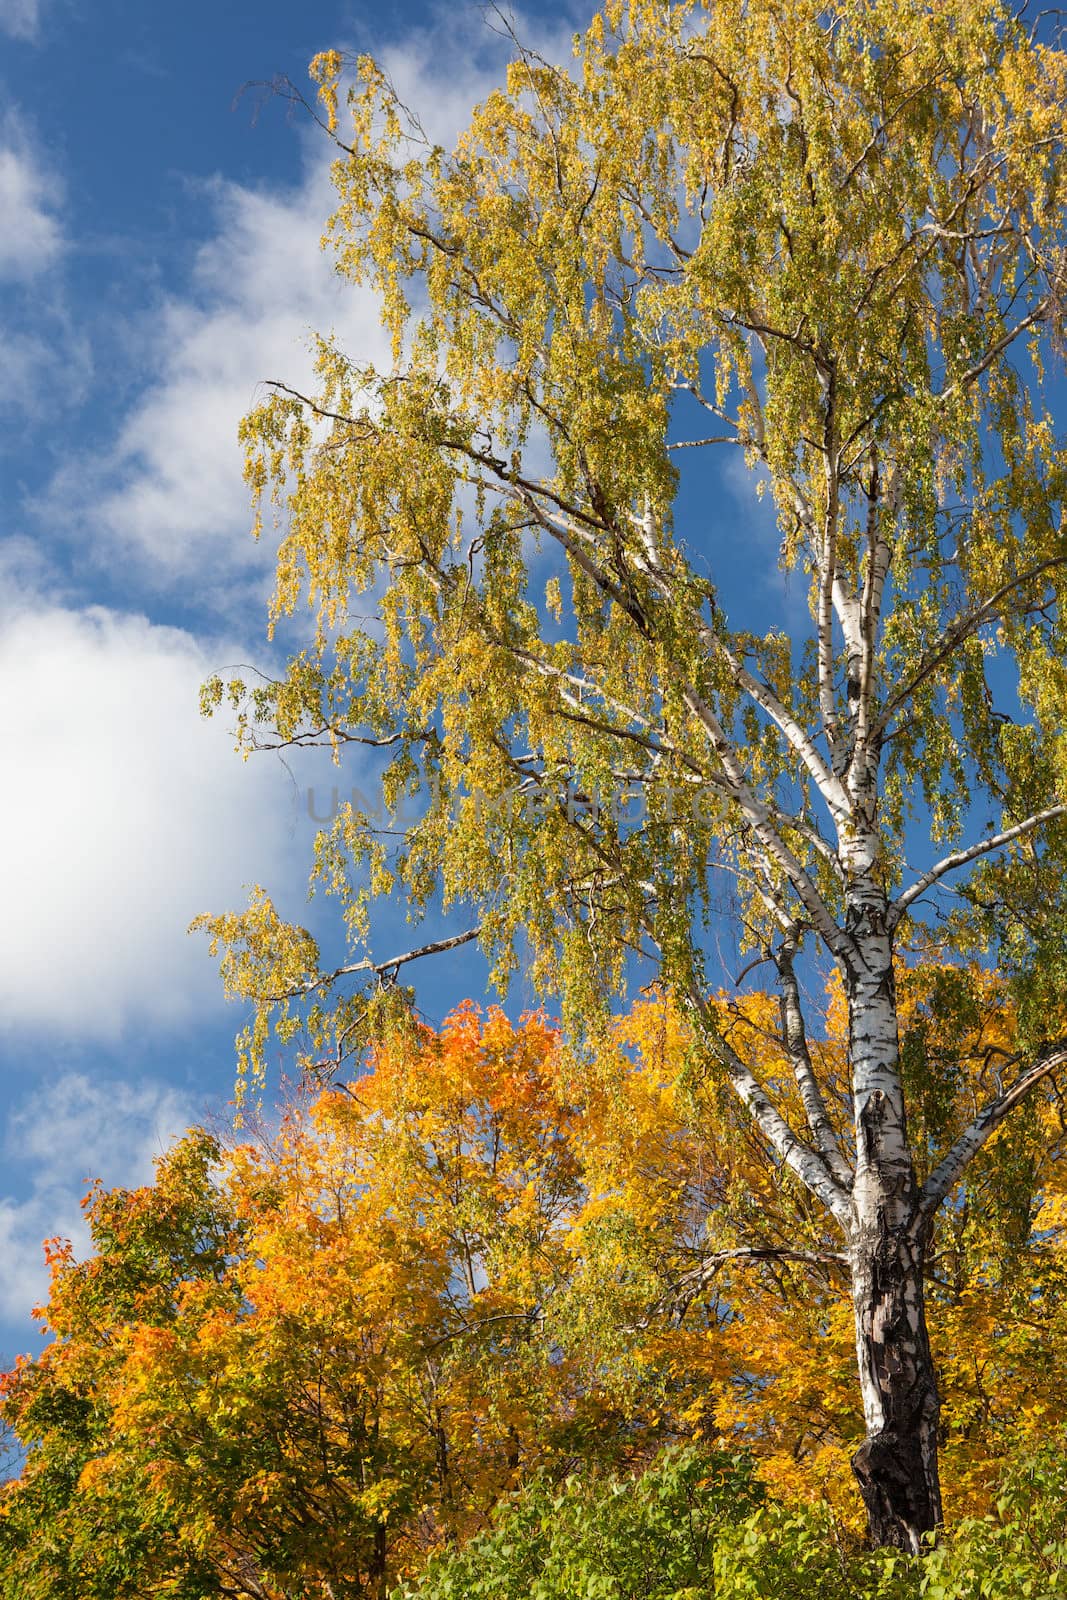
[392,1446,764,1600]
[397,1437,1067,1600]
[716,1501,920,1600]
[918,1437,1067,1600]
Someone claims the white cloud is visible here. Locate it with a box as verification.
[86,166,377,595]
[0,1073,193,1325]
[54,9,575,608]
[0,590,301,1037]
[0,111,85,429]
[0,0,39,42]
[0,121,62,279]
[0,319,92,420]
[5,1073,190,1184]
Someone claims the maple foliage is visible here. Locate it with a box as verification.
[0,1009,650,1599]
[0,1134,242,1599]
[4,973,1067,1594]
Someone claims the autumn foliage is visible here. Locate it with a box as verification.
[194,0,1067,1543]
[3,970,1067,1596]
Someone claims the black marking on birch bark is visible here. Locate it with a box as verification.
[858,1087,888,1163]
[851,1214,941,1550]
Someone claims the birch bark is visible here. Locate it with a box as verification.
[843,829,942,1549]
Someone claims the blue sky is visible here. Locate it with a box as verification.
[0,0,878,1362]
[0,0,790,1359]
[0,0,617,1360]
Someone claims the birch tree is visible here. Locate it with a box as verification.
[201,0,1067,1551]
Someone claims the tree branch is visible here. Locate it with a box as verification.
[874,554,1067,740]
[778,940,855,1188]
[679,685,856,969]
[889,804,1067,928]
[938,297,1050,404]
[686,987,854,1226]
[918,1042,1067,1219]
[654,1246,849,1323]
[271,928,483,1000]
[716,637,851,823]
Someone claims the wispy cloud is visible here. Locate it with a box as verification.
[0,0,40,43]
[0,318,92,423]
[0,117,62,279]
[42,8,576,612]
[81,164,381,601]
[0,111,92,429]
[0,1073,193,1326]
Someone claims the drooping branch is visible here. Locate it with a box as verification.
[275,358,825,960]
[470,466,853,959]
[471,633,846,882]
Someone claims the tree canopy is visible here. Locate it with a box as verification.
[5,983,1067,1594]
[194,0,1067,1550]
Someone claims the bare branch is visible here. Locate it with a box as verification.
[686,987,854,1226]
[250,723,433,753]
[654,1246,849,1323]
[817,390,843,762]
[271,928,483,1001]
[890,804,1067,928]
[778,941,855,1188]
[666,435,741,449]
[238,74,357,157]
[919,1043,1067,1218]
[854,447,890,769]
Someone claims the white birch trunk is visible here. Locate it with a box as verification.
[843,829,942,1551]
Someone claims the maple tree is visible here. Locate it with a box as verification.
[0,1010,648,1599]
[197,0,1067,1549]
